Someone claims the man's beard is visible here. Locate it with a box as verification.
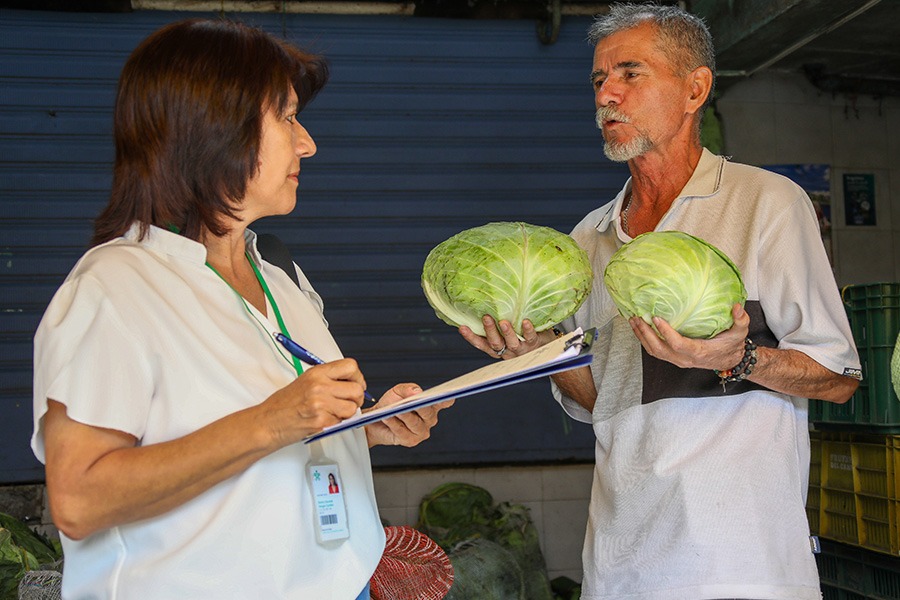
[595,106,653,162]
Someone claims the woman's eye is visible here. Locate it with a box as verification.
[286,113,296,123]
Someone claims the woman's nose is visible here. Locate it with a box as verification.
[295,123,317,158]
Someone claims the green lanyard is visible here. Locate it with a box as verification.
[206,251,304,376]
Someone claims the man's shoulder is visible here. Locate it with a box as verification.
[720,157,806,195]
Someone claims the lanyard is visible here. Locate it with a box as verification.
[206,251,304,376]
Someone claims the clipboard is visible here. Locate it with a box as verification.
[304,327,596,443]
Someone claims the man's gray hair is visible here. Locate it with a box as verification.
[588,3,716,110]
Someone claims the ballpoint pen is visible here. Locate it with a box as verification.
[275,333,376,403]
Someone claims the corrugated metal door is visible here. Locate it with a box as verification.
[0,7,628,482]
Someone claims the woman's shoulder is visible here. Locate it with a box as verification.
[57,235,196,313]
[70,238,162,286]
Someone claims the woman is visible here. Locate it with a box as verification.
[328,472,341,494]
[31,19,449,599]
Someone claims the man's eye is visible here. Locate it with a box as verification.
[592,79,604,89]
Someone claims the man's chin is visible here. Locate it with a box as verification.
[603,145,637,162]
[603,139,652,162]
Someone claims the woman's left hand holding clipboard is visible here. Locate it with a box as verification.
[363,383,455,448]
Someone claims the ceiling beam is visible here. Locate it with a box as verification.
[691,0,882,77]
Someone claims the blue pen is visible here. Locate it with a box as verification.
[275,333,376,403]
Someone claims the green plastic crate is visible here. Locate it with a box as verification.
[846,283,900,428]
[816,538,900,600]
[812,283,900,431]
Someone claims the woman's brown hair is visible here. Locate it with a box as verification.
[91,19,329,246]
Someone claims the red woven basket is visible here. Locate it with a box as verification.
[369,526,454,600]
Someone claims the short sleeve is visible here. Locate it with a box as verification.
[757,188,860,376]
[32,274,155,462]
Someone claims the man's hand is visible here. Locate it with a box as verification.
[629,303,750,371]
[459,315,557,360]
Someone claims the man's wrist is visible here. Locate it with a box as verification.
[715,338,758,384]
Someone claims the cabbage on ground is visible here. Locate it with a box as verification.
[417,483,553,600]
[603,231,747,339]
[422,222,593,336]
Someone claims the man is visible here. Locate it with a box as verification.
[460,4,861,599]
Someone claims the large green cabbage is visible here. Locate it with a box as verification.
[603,231,747,339]
[422,222,593,336]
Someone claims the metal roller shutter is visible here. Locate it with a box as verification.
[0,7,627,482]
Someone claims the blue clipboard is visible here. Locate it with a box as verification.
[304,327,596,443]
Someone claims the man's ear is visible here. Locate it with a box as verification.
[686,65,713,114]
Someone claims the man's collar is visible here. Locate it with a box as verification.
[678,147,725,199]
[594,148,725,233]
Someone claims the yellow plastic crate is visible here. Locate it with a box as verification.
[853,435,897,555]
[821,487,860,546]
[895,437,900,553]
[810,431,900,556]
[808,431,822,534]
[821,434,854,491]
[894,437,900,498]
[818,432,858,545]
[810,430,822,487]
[807,485,821,535]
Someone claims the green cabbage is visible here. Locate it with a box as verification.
[421,222,593,336]
[0,513,62,600]
[891,330,900,400]
[603,231,747,339]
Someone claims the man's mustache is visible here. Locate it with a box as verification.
[595,106,630,128]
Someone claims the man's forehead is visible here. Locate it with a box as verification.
[593,24,657,57]
[592,27,664,69]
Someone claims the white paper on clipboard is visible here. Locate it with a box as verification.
[304,327,595,443]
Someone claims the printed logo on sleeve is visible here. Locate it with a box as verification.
[842,367,862,380]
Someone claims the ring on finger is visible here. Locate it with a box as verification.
[496,345,508,357]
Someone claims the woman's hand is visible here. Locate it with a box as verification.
[629,303,750,371]
[459,315,556,361]
[364,383,454,448]
[260,358,370,447]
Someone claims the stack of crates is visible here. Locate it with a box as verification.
[816,537,900,600]
[810,283,900,428]
[808,283,900,599]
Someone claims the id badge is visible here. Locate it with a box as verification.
[307,462,350,543]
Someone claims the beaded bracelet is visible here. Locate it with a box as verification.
[715,338,757,390]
